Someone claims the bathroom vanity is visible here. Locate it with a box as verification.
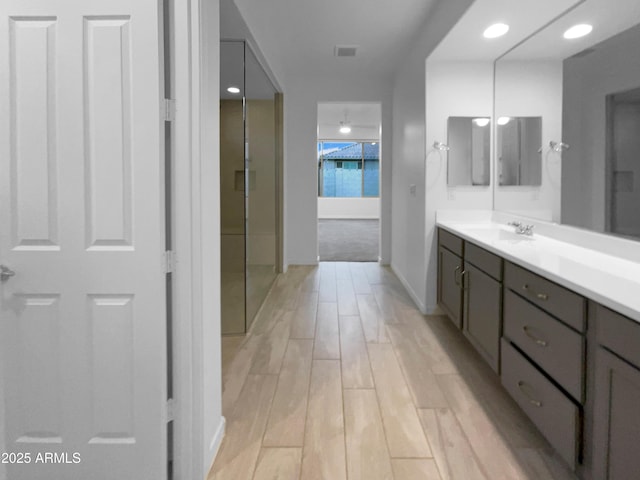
[436,215,640,480]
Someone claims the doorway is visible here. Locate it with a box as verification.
[317,103,382,262]
[606,87,640,238]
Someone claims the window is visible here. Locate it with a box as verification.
[317,141,379,197]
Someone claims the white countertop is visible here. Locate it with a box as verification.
[436,213,640,324]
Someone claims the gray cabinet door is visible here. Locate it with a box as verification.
[592,347,640,480]
[463,262,501,372]
[438,246,463,329]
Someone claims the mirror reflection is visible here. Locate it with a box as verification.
[563,22,640,239]
[447,116,491,186]
[497,116,542,186]
[492,0,640,237]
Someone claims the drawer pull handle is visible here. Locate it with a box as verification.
[517,381,543,407]
[522,325,548,347]
[461,270,468,290]
[522,284,549,301]
[454,266,462,286]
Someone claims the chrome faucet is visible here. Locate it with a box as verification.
[508,221,534,236]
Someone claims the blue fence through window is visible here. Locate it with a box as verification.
[318,141,379,197]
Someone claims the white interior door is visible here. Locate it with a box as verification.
[0,1,166,479]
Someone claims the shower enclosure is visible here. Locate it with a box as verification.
[220,41,280,334]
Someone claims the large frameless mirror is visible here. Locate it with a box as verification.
[492,0,640,231]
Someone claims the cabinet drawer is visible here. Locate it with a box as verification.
[504,262,586,332]
[594,302,640,369]
[504,290,584,402]
[465,242,502,281]
[438,228,463,256]
[501,339,579,469]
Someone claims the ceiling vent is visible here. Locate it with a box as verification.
[334,45,358,57]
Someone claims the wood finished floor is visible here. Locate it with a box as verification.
[209,262,578,480]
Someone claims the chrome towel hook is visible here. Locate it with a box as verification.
[433,141,450,151]
[549,141,569,152]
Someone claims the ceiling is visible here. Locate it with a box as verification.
[225,0,640,86]
[429,0,580,61]
[232,0,440,81]
[317,103,381,129]
[317,102,381,140]
[501,0,640,60]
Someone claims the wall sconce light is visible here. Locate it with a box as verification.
[539,141,570,154]
[433,141,450,151]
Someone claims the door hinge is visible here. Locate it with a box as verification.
[163,98,176,122]
[164,250,176,274]
[166,398,175,422]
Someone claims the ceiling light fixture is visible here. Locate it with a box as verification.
[339,121,352,134]
[498,116,511,126]
[563,24,593,39]
[473,118,490,127]
[483,23,509,39]
[227,86,241,94]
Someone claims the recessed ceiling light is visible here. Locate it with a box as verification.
[227,86,240,94]
[563,24,593,40]
[498,116,511,126]
[473,118,490,127]
[483,23,509,39]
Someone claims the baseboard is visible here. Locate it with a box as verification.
[425,304,444,315]
[318,215,380,220]
[205,416,226,477]
[286,257,319,266]
[390,263,427,314]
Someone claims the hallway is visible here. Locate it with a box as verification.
[209,262,576,480]
[318,220,380,262]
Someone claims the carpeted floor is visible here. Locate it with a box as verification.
[318,219,379,262]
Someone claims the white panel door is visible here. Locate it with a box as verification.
[0,1,166,479]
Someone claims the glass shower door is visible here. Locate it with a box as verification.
[244,45,278,329]
[220,41,246,334]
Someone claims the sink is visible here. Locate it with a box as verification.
[456,224,535,243]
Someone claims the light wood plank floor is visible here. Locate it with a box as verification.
[208,263,577,480]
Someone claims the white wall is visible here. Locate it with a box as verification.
[562,25,640,232]
[494,60,563,222]
[390,0,474,312]
[318,197,380,219]
[423,61,495,313]
[284,73,393,265]
[197,0,223,475]
[173,0,224,478]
